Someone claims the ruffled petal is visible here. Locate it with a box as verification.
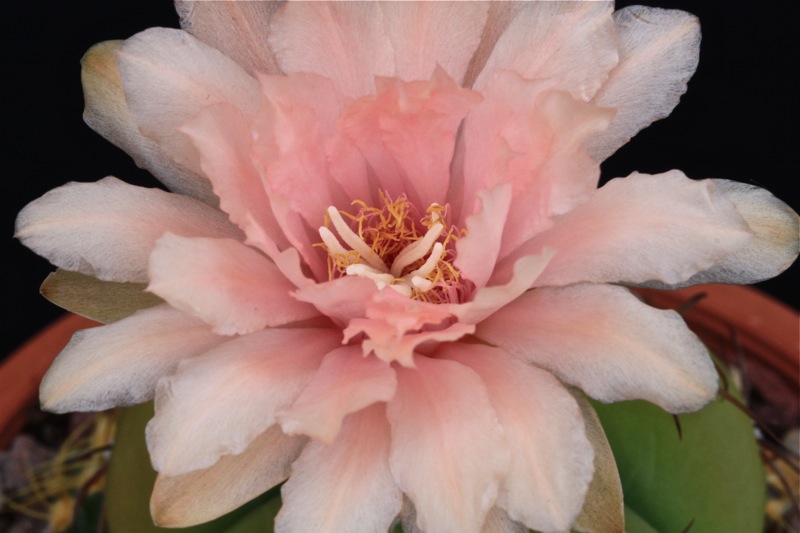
[175,0,283,77]
[276,404,402,533]
[146,328,340,476]
[645,179,799,288]
[268,2,394,99]
[476,283,718,413]
[148,234,318,335]
[494,171,753,288]
[473,1,617,101]
[151,426,305,527]
[587,7,700,161]
[40,305,224,413]
[293,276,379,327]
[440,344,593,532]
[388,356,510,533]
[117,28,261,175]
[81,41,216,205]
[379,1,488,84]
[15,177,241,283]
[278,346,397,444]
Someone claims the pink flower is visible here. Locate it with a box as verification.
[15,2,799,532]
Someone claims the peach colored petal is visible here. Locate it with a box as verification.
[268,2,394,99]
[400,503,528,533]
[175,0,283,78]
[146,327,340,476]
[276,404,402,533]
[15,177,241,283]
[81,41,216,205]
[151,426,306,527]
[473,1,617,101]
[293,276,379,326]
[440,343,594,532]
[494,171,754,288]
[181,103,288,257]
[117,28,261,177]
[148,235,319,335]
[40,305,225,413]
[587,6,700,161]
[476,284,718,413]
[278,346,396,444]
[388,356,510,533]
[380,2,488,85]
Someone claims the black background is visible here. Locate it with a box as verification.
[4,1,798,360]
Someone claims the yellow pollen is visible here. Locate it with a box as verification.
[317,193,465,303]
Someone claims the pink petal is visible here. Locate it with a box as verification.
[118,28,261,176]
[494,171,754,288]
[268,2,394,99]
[151,426,305,527]
[473,1,617,101]
[146,327,341,476]
[40,305,225,413]
[15,177,241,283]
[388,356,510,533]
[652,180,799,288]
[81,41,216,205]
[455,185,511,290]
[181,103,288,257]
[587,7,700,161]
[476,283,718,413]
[148,234,318,335]
[175,0,283,77]
[440,344,593,532]
[278,346,396,444]
[293,276,379,326]
[276,404,402,533]
[461,73,612,252]
[379,2,488,84]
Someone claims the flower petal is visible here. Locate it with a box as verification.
[473,1,617,101]
[647,179,799,288]
[81,41,216,205]
[151,426,305,528]
[276,404,402,533]
[175,0,283,77]
[379,1,488,85]
[15,177,241,283]
[117,28,261,175]
[476,283,718,413]
[441,344,593,532]
[495,171,753,288]
[146,327,341,476]
[40,305,224,413]
[587,7,700,161]
[268,2,394,99]
[278,346,397,444]
[388,356,510,533]
[293,276,379,326]
[148,234,318,335]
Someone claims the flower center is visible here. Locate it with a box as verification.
[317,193,465,303]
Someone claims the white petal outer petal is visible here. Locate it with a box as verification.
[81,41,217,205]
[441,344,594,532]
[587,6,700,161]
[117,28,261,175]
[388,356,510,533]
[151,426,306,528]
[473,1,617,101]
[40,305,225,413]
[476,284,719,413]
[175,0,283,78]
[146,327,341,476]
[495,171,753,288]
[15,177,242,283]
[277,347,397,444]
[147,234,319,335]
[276,404,402,533]
[641,179,799,289]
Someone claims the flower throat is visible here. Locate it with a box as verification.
[317,193,466,304]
